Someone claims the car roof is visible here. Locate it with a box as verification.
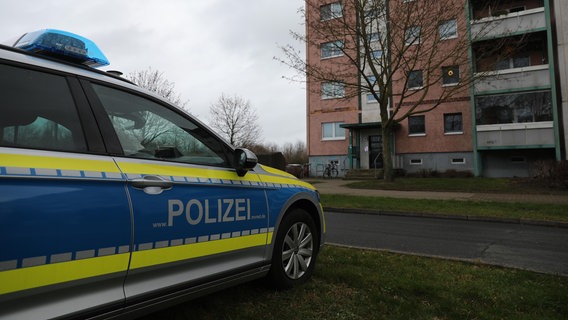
[1,42,134,83]
[0,42,236,151]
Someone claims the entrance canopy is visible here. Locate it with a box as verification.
[340,122,382,130]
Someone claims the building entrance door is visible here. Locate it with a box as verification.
[369,135,383,169]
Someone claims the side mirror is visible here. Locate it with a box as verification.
[234,148,258,177]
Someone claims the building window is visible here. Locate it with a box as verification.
[444,113,463,133]
[439,19,458,40]
[367,93,378,103]
[364,8,379,20]
[451,158,466,164]
[371,50,383,59]
[320,2,342,21]
[408,115,426,135]
[495,56,530,70]
[368,32,380,42]
[407,70,423,89]
[322,122,345,140]
[321,40,344,59]
[366,75,377,86]
[442,66,460,86]
[476,91,553,125]
[405,26,421,45]
[513,56,530,68]
[410,159,423,165]
[365,75,378,102]
[321,81,345,99]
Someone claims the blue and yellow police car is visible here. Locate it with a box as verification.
[0,29,325,319]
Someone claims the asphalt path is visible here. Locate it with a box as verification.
[325,211,568,276]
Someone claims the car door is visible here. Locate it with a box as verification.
[0,64,131,319]
[86,83,270,301]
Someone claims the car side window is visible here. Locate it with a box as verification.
[91,84,229,166]
[0,64,87,151]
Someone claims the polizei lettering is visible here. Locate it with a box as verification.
[168,198,253,227]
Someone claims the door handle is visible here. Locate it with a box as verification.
[131,175,173,195]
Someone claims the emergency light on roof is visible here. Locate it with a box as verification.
[13,29,109,68]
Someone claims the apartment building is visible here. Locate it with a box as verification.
[305,0,566,178]
[469,0,565,177]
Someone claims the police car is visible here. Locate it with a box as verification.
[0,29,325,319]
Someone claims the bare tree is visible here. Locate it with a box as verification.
[123,67,189,150]
[279,0,498,181]
[281,140,308,164]
[127,67,188,109]
[209,93,262,148]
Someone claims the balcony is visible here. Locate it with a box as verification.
[471,7,546,41]
[473,64,550,94]
[476,122,555,149]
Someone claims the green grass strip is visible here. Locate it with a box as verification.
[320,194,568,223]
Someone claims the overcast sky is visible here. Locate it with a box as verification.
[0,0,307,146]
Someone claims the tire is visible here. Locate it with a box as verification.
[268,208,319,289]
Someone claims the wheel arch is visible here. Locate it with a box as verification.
[267,192,324,259]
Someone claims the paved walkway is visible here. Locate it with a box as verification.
[313,179,568,205]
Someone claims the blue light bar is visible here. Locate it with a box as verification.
[13,29,109,68]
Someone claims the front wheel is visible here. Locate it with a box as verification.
[268,208,319,289]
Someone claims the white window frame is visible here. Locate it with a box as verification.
[444,112,463,135]
[410,158,423,165]
[368,32,380,43]
[408,115,426,136]
[322,122,346,140]
[321,81,345,99]
[442,65,460,86]
[405,26,421,45]
[371,50,383,59]
[320,2,343,21]
[321,40,344,59]
[451,158,466,165]
[364,75,378,103]
[439,19,458,40]
[366,93,378,103]
[407,70,424,90]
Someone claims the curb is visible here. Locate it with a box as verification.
[324,207,568,229]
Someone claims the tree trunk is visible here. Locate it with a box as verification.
[381,124,395,182]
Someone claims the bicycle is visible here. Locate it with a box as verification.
[323,161,339,179]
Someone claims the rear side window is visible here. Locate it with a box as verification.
[0,64,87,152]
[91,84,229,166]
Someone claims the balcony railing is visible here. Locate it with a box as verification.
[476,122,555,148]
[474,64,550,94]
[471,7,546,41]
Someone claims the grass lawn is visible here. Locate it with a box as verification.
[320,194,568,223]
[342,177,568,195]
[307,177,568,223]
[140,246,568,320]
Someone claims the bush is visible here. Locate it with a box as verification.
[532,160,568,189]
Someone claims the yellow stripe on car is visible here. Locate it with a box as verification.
[130,233,271,270]
[1,153,121,173]
[258,165,315,190]
[0,253,130,295]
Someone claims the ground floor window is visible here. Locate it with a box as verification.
[408,115,426,135]
[444,113,463,133]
